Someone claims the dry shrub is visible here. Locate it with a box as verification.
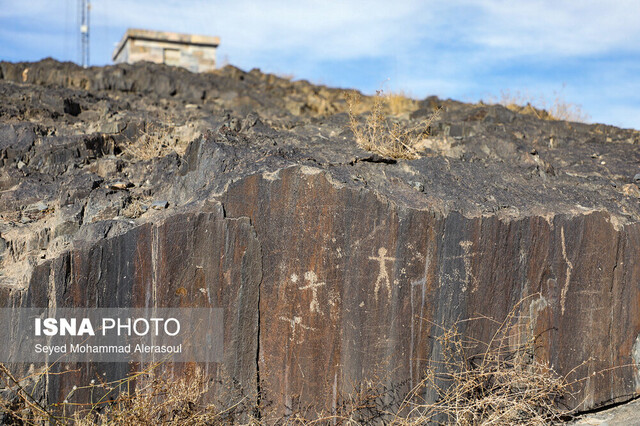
[121,195,152,219]
[123,120,174,161]
[72,365,228,425]
[0,363,254,425]
[0,363,61,424]
[492,89,589,123]
[547,95,590,123]
[393,297,577,425]
[345,90,440,160]
[268,295,580,426]
[123,117,190,161]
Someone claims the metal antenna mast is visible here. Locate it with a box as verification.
[79,0,91,67]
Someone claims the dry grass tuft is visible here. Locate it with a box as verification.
[0,363,256,425]
[492,89,590,123]
[393,297,577,425]
[345,90,440,160]
[72,366,230,425]
[546,96,590,123]
[385,91,419,116]
[121,195,152,219]
[123,118,189,161]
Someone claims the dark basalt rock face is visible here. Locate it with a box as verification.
[1,59,640,420]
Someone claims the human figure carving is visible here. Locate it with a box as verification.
[369,247,396,300]
[299,271,325,314]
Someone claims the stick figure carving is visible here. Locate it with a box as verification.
[279,316,314,343]
[369,247,396,300]
[299,271,326,314]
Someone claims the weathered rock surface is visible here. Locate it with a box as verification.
[571,398,640,425]
[2,59,640,421]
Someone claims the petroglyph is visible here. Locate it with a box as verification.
[442,241,478,292]
[459,241,478,292]
[440,241,481,293]
[299,271,326,314]
[279,316,315,343]
[560,227,574,315]
[369,247,396,301]
[442,269,467,291]
[327,288,341,320]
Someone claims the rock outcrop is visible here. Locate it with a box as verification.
[1,59,640,421]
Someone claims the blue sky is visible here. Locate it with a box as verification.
[1,1,639,129]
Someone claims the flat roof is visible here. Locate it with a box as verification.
[112,28,220,61]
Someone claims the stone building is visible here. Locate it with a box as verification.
[112,29,220,73]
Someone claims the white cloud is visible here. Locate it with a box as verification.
[5,1,640,64]
[465,0,640,57]
[89,0,429,62]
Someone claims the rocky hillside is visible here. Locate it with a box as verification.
[1,58,640,423]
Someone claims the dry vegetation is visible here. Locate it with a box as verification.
[385,90,419,116]
[392,298,577,425]
[71,366,231,425]
[281,297,580,425]
[0,299,583,425]
[121,194,152,219]
[345,90,439,160]
[123,118,190,161]
[490,89,590,123]
[0,363,253,425]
